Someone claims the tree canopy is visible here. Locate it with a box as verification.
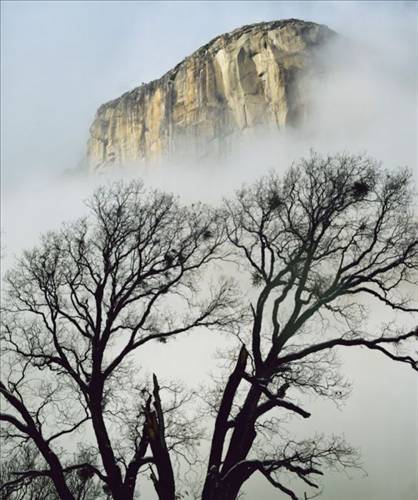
[1,153,417,500]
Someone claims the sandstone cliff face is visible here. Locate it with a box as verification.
[87,19,335,171]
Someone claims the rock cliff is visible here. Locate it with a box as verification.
[87,19,335,171]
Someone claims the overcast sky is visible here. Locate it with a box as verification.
[1,2,417,500]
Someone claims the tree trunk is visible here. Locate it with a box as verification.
[34,436,75,500]
[145,375,176,500]
[47,467,76,500]
[89,381,125,500]
[202,479,243,500]
[221,385,262,473]
[202,349,261,500]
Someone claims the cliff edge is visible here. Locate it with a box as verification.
[87,19,335,171]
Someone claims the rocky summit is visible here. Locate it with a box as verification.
[86,19,335,171]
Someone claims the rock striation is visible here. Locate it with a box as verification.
[86,19,335,171]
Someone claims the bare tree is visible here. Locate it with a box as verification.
[200,153,418,500]
[1,181,241,500]
[2,154,417,500]
[0,445,102,500]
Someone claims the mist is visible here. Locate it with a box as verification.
[1,2,417,499]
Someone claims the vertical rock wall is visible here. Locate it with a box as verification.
[86,19,335,171]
